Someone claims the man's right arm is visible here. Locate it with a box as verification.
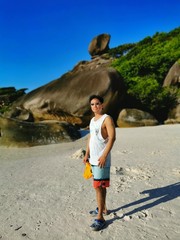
[83,134,90,164]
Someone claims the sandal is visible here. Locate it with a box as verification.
[90,219,106,231]
[89,207,109,217]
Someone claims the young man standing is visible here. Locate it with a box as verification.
[83,95,116,231]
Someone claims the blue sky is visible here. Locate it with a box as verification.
[0,0,180,92]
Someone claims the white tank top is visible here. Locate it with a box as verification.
[89,114,111,167]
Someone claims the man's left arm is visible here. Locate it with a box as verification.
[98,116,116,168]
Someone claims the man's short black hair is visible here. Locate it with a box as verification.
[89,95,104,103]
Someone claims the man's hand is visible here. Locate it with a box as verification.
[98,156,106,168]
[83,156,89,164]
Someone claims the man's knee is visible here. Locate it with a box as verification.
[96,186,105,194]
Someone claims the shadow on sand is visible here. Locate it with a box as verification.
[106,182,180,226]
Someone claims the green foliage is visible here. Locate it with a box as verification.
[108,43,135,58]
[111,27,180,120]
[0,87,27,114]
[127,76,177,111]
[0,105,10,114]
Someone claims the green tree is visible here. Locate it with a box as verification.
[111,27,180,121]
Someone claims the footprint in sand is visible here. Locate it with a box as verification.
[136,210,150,219]
[111,166,154,180]
[111,166,155,192]
[172,168,180,176]
[122,210,151,221]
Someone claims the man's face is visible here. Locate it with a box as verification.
[90,98,103,114]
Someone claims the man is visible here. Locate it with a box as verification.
[83,95,116,231]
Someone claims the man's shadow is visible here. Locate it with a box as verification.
[106,182,180,226]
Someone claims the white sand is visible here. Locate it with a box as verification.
[0,125,180,240]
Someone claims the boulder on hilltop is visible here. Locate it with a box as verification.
[88,33,111,57]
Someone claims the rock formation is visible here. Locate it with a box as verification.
[88,33,110,57]
[6,57,126,128]
[1,33,127,146]
[163,61,180,87]
[0,116,80,147]
[117,108,158,127]
[1,33,179,147]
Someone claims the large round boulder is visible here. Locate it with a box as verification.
[7,59,126,127]
[117,108,159,127]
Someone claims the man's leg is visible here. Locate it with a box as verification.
[92,166,110,217]
[102,187,108,214]
[95,186,107,221]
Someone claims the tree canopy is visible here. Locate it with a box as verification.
[110,27,180,120]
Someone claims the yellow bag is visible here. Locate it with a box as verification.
[83,162,93,179]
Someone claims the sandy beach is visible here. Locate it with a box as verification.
[0,124,180,240]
